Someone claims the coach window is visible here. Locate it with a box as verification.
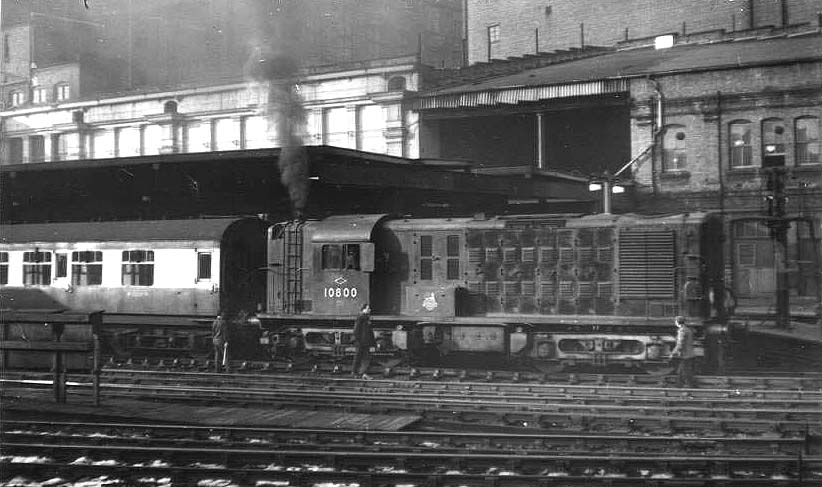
[0,252,8,285]
[662,125,687,172]
[762,118,786,168]
[197,252,212,280]
[72,251,103,286]
[446,235,460,280]
[23,251,51,285]
[796,116,820,166]
[419,235,433,280]
[729,120,753,168]
[122,250,154,286]
[55,253,68,279]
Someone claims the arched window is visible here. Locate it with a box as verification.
[387,76,406,91]
[55,82,70,101]
[795,116,820,165]
[761,118,786,168]
[729,120,753,168]
[163,100,178,114]
[662,125,687,172]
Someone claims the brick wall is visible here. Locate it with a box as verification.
[468,0,822,64]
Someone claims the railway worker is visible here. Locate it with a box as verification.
[352,303,375,379]
[212,313,229,373]
[670,315,696,388]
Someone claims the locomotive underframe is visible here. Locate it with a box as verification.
[257,314,694,369]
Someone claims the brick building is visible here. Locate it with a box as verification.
[415,29,822,305]
[467,0,822,64]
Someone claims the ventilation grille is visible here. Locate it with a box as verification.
[619,230,675,298]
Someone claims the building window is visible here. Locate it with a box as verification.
[762,118,786,168]
[9,90,24,106]
[387,76,406,91]
[72,250,103,286]
[446,234,460,280]
[3,34,9,63]
[23,251,52,285]
[488,24,501,43]
[796,116,820,165]
[56,253,68,279]
[0,252,8,285]
[7,137,24,164]
[51,134,64,161]
[55,83,71,101]
[419,235,433,281]
[29,135,45,163]
[32,87,48,104]
[122,250,154,286]
[320,244,360,270]
[662,125,687,172]
[729,120,753,168]
[197,252,212,280]
[163,100,178,114]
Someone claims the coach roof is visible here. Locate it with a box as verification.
[0,218,257,243]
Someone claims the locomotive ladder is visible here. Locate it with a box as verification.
[282,221,304,314]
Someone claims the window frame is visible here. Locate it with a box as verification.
[71,250,103,286]
[320,244,361,271]
[761,118,787,168]
[55,83,71,102]
[10,90,24,107]
[662,125,688,172]
[197,251,212,281]
[0,252,8,285]
[121,250,154,287]
[32,87,48,104]
[488,24,501,44]
[729,120,753,168]
[23,250,52,286]
[795,116,821,166]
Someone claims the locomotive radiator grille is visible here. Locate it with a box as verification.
[618,230,676,298]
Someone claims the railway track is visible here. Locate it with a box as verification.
[3,420,822,486]
[99,355,822,389]
[4,369,821,437]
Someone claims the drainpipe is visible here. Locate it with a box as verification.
[536,112,546,170]
[649,78,664,195]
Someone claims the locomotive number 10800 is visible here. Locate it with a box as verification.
[324,287,358,298]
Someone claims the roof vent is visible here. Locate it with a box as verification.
[654,35,675,50]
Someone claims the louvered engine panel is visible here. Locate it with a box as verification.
[618,230,676,298]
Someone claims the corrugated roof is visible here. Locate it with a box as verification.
[414,35,822,109]
[0,218,254,243]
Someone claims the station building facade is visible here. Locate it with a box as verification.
[1,56,422,165]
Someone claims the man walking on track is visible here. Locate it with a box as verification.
[352,303,374,379]
[671,315,696,387]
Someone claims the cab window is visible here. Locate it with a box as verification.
[321,244,360,270]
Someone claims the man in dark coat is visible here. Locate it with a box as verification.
[671,315,696,387]
[352,303,374,379]
[212,313,228,372]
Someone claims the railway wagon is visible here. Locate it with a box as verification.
[263,212,727,371]
[0,218,269,357]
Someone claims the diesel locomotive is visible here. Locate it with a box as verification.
[0,211,729,372]
[261,212,728,372]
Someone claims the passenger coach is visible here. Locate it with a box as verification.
[0,218,269,317]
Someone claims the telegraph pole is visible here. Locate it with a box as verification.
[764,166,791,329]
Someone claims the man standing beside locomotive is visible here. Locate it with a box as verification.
[670,315,696,388]
[212,312,229,373]
[352,304,375,380]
